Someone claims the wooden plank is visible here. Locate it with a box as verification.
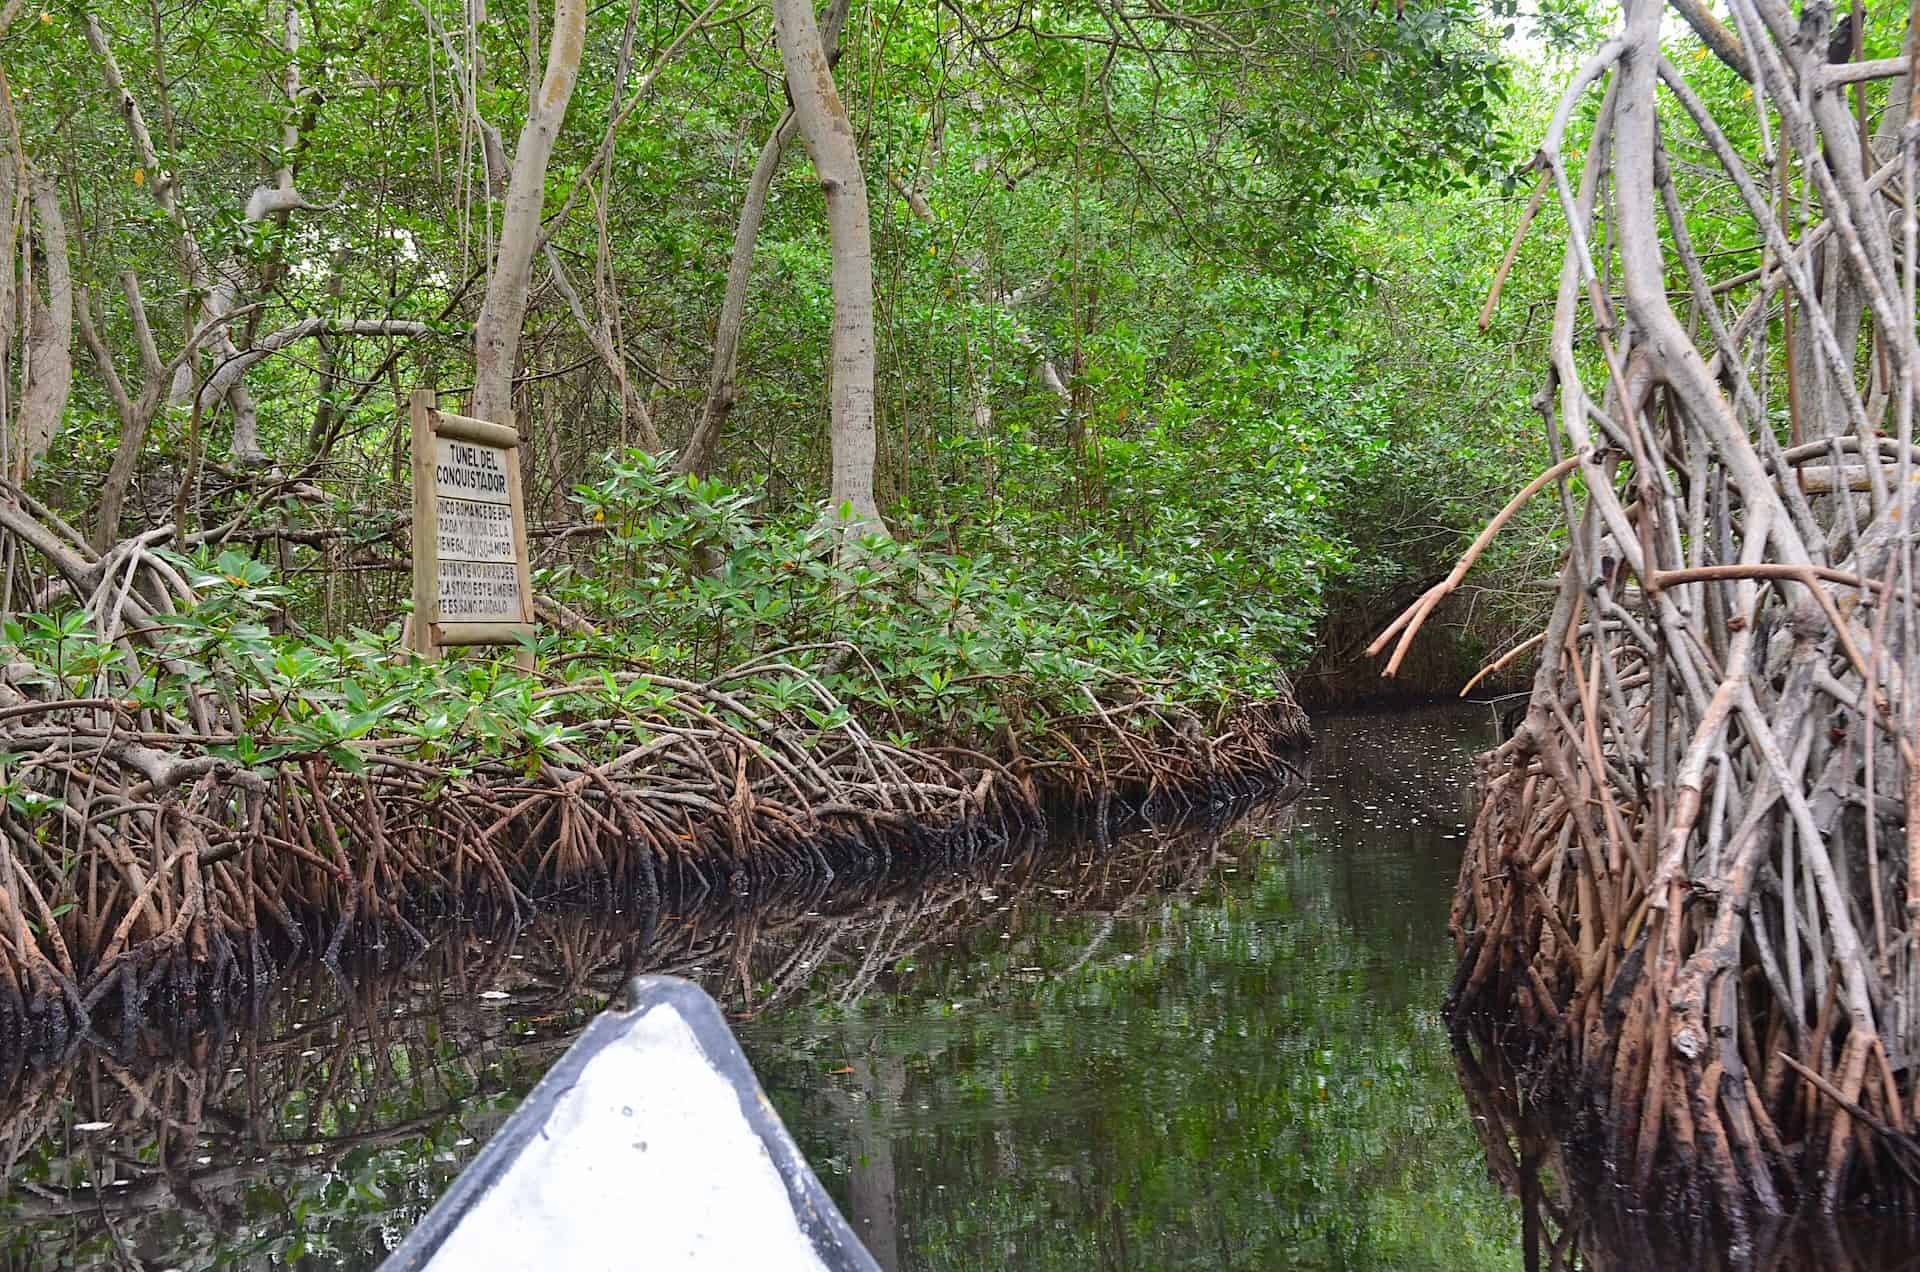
[503,427,537,671]
[408,389,440,659]
[431,436,515,509]
[410,391,535,662]
[433,621,536,647]
[432,409,522,450]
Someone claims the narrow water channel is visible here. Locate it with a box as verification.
[740,705,1517,1270]
[0,706,1521,1269]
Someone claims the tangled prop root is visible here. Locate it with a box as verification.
[1376,0,1920,1223]
[0,782,1299,1255]
[0,677,1305,1050]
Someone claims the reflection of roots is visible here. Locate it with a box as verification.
[1455,1012,1920,1271]
[0,695,1305,1052]
[0,774,1299,1250]
[1450,731,1920,1236]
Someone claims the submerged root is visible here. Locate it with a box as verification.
[0,784,1299,1247]
[1450,739,1920,1226]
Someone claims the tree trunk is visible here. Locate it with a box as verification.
[16,176,70,481]
[79,272,161,550]
[471,0,586,425]
[770,0,884,536]
[679,0,851,479]
[545,242,663,450]
[679,117,795,479]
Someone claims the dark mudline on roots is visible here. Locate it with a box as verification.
[1454,1000,1920,1269]
[0,733,1308,1062]
[1448,785,1920,1260]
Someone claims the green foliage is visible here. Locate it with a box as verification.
[556,450,1301,744]
[0,454,1300,778]
[6,0,1545,711]
[0,0,1594,760]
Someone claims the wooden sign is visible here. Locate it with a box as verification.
[409,389,535,660]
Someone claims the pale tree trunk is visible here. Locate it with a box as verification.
[545,242,662,449]
[678,0,850,479]
[16,176,70,480]
[82,13,293,466]
[82,272,166,549]
[471,0,586,425]
[770,0,885,536]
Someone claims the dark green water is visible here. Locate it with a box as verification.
[0,707,1523,1270]
[741,707,1517,1270]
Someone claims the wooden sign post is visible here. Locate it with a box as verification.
[409,389,535,665]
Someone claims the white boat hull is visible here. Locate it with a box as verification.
[383,976,881,1271]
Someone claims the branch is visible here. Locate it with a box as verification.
[195,320,433,414]
[535,0,731,250]
[1366,456,1579,677]
[75,288,134,428]
[544,244,661,450]
[677,0,850,477]
[121,271,162,382]
[470,0,588,422]
[414,2,511,192]
[1671,0,1752,81]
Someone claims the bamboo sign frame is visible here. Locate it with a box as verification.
[408,389,535,660]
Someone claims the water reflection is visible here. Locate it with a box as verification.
[1,707,1524,1269]
[1456,973,1920,1272]
[746,705,1516,1270]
